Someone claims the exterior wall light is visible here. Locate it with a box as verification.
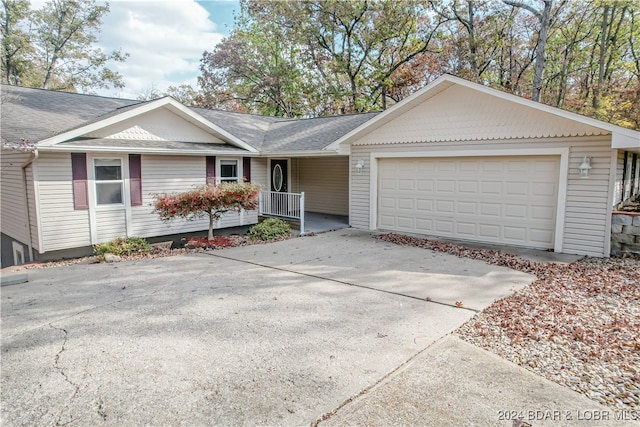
[578,155,592,179]
[355,159,365,174]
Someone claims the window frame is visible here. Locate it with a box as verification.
[93,158,125,207]
[218,158,240,184]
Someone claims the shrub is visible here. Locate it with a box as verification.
[248,218,291,241]
[94,237,151,257]
[153,182,261,240]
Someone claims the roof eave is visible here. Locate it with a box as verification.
[38,145,253,156]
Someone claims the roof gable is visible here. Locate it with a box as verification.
[83,107,226,144]
[329,75,640,150]
[38,97,258,152]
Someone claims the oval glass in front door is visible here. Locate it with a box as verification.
[273,164,283,192]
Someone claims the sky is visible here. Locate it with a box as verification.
[94,0,240,99]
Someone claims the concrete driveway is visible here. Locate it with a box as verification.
[1,229,534,426]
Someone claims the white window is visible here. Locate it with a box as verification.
[220,160,239,183]
[12,241,25,265]
[94,159,123,205]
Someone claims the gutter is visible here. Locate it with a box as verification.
[21,149,38,262]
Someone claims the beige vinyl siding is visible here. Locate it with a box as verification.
[25,164,38,250]
[251,158,268,189]
[350,136,613,257]
[36,152,92,252]
[96,209,127,242]
[297,157,349,215]
[0,149,32,244]
[562,144,613,256]
[129,155,257,238]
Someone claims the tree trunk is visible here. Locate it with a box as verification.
[208,213,214,240]
[532,0,553,102]
[593,3,610,110]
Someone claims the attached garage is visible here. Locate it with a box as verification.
[377,156,560,249]
[334,75,640,257]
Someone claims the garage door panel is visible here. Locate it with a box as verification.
[504,204,527,219]
[435,200,454,214]
[397,217,413,228]
[416,199,433,212]
[479,224,500,238]
[435,220,454,233]
[377,156,559,249]
[531,205,555,220]
[436,180,455,192]
[504,226,526,241]
[456,222,476,236]
[416,179,434,192]
[456,201,477,215]
[415,219,433,232]
[506,182,529,196]
[458,180,478,193]
[481,181,502,195]
[397,198,414,210]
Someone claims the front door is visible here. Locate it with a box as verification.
[270,159,288,215]
[270,159,288,192]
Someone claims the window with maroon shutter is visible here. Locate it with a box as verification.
[243,157,251,182]
[71,153,89,210]
[129,154,142,206]
[206,156,216,186]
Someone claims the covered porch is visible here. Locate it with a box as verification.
[254,155,351,235]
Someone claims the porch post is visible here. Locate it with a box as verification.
[299,192,305,236]
[259,191,263,215]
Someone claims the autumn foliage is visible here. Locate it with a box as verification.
[154,182,261,240]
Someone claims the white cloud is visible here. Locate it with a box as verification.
[96,0,226,98]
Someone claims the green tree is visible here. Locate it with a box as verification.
[1,0,127,92]
[1,0,33,85]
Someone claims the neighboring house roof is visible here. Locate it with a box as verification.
[328,74,640,151]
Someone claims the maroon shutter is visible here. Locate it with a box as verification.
[243,157,251,182]
[129,154,142,206]
[206,156,216,186]
[71,153,89,210]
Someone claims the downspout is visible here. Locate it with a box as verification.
[21,149,38,262]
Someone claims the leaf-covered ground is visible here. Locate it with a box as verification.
[377,233,639,411]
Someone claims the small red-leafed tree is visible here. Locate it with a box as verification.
[154,182,261,241]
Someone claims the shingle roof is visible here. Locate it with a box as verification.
[261,113,378,152]
[1,85,140,145]
[1,84,378,153]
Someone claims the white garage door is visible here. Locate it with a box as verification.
[377,156,560,249]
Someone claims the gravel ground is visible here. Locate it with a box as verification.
[377,233,640,412]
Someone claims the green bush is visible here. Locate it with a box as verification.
[248,218,291,241]
[94,237,151,257]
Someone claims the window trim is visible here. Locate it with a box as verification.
[218,158,241,184]
[12,241,25,266]
[93,157,125,207]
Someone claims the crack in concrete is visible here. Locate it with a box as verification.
[6,267,211,340]
[49,324,80,426]
[203,252,480,313]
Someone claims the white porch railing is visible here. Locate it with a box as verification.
[259,191,305,235]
